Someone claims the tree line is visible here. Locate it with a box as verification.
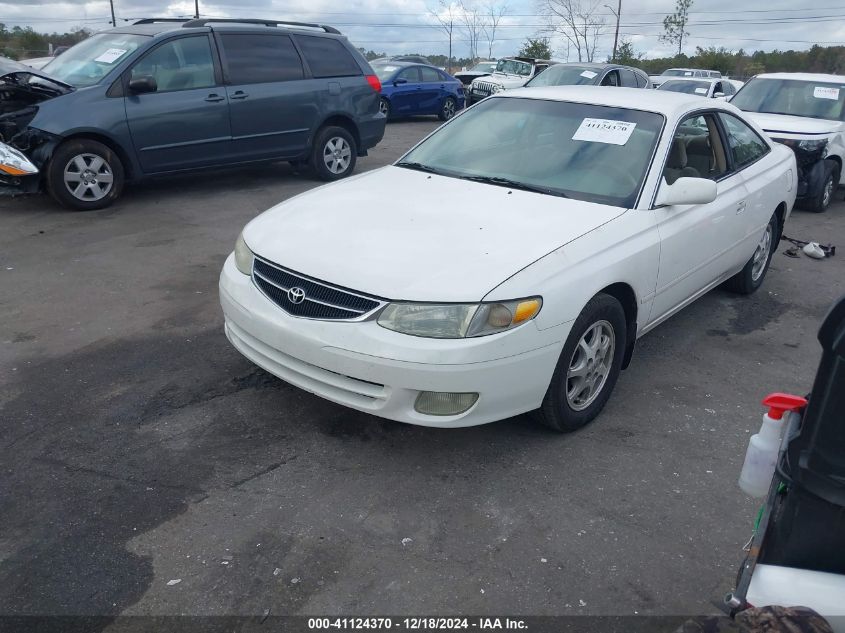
[0,24,91,59]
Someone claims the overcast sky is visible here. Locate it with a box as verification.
[2,0,844,61]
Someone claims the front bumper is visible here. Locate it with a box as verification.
[219,255,565,427]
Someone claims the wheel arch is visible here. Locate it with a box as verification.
[774,200,787,242]
[55,131,136,181]
[597,282,638,369]
[315,114,362,156]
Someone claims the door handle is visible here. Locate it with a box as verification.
[736,200,747,214]
[204,94,225,102]
[230,91,249,100]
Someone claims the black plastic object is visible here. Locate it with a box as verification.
[760,294,845,574]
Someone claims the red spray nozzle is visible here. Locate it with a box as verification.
[762,393,808,420]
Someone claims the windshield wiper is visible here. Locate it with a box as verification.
[395,161,440,174]
[459,175,567,197]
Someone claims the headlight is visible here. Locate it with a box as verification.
[491,84,504,93]
[234,232,254,275]
[797,139,828,153]
[0,142,38,177]
[377,297,542,338]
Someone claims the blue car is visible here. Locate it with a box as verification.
[372,61,464,121]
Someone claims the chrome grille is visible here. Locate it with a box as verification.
[472,80,496,96]
[252,257,383,321]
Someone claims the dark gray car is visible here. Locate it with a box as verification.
[0,18,386,210]
[524,62,651,89]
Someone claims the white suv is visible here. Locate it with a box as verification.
[731,73,845,212]
[468,57,553,104]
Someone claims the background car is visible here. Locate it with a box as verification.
[731,72,845,213]
[650,67,722,88]
[373,61,464,121]
[220,86,796,433]
[20,46,69,71]
[454,60,497,87]
[467,57,555,104]
[524,62,650,90]
[658,77,739,99]
[0,17,386,210]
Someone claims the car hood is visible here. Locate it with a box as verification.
[745,112,843,136]
[477,72,529,88]
[243,167,626,302]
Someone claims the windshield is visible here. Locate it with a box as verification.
[398,97,663,208]
[495,59,532,76]
[659,80,711,95]
[40,33,148,87]
[470,62,497,73]
[525,65,597,87]
[373,63,401,81]
[662,69,696,77]
[731,78,845,121]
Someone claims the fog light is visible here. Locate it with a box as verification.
[414,391,479,416]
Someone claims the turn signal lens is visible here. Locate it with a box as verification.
[513,299,542,324]
[0,142,38,177]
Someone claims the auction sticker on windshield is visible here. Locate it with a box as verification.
[813,86,840,100]
[95,48,128,64]
[580,70,598,79]
[572,118,636,145]
[695,87,708,94]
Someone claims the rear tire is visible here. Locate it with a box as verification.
[534,294,626,433]
[311,126,357,181]
[803,159,839,213]
[46,139,124,211]
[438,96,457,121]
[724,212,779,295]
[379,97,391,119]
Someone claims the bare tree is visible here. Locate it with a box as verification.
[459,1,485,63]
[429,0,459,71]
[483,2,508,59]
[538,0,605,62]
[660,0,693,57]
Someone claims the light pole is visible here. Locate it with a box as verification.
[604,0,621,61]
[194,0,199,18]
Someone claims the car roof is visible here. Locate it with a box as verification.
[500,85,739,118]
[104,18,344,38]
[755,72,845,83]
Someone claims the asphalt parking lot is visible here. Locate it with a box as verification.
[1,118,844,621]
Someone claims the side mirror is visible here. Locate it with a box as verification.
[714,92,726,99]
[655,177,718,207]
[393,77,408,85]
[128,75,157,94]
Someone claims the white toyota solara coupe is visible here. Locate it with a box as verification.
[219,86,797,432]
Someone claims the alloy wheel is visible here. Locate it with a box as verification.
[442,99,456,119]
[751,223,773,282]
[63,153,114,202]
[323,137,352,175]
[566,320,615,411]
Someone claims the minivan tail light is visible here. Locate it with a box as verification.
[366,75,381,92]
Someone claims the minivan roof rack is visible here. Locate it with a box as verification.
[133,18,191,24]
[179,18,342,34]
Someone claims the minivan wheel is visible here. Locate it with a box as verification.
[533,293,626,433]
[803,160,839,213]
[438,97,457,121]
[724,212,779,295]
[46,139,124,211]
[312,126,357,181]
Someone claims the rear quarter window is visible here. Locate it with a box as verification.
[219,34,303,84]
[295,36,361,78]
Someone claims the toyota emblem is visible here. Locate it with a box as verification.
[287,286,306,305]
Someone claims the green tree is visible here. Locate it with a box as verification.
[518,37,553,60]
[660,0,693,57]
[609,39,642,65]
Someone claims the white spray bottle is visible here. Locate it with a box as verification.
[738,393,807,498]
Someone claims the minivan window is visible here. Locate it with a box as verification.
[39,33,148,88]
[220,34,303,84]
[295,36,361,78]
[130,36,215,92]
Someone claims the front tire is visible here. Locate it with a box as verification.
[724,212,779,295]
[46,139,124,211]
[311,126,357,181]
[803,159,839,213]
[438,96,457,121]
[534,294,627,432]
